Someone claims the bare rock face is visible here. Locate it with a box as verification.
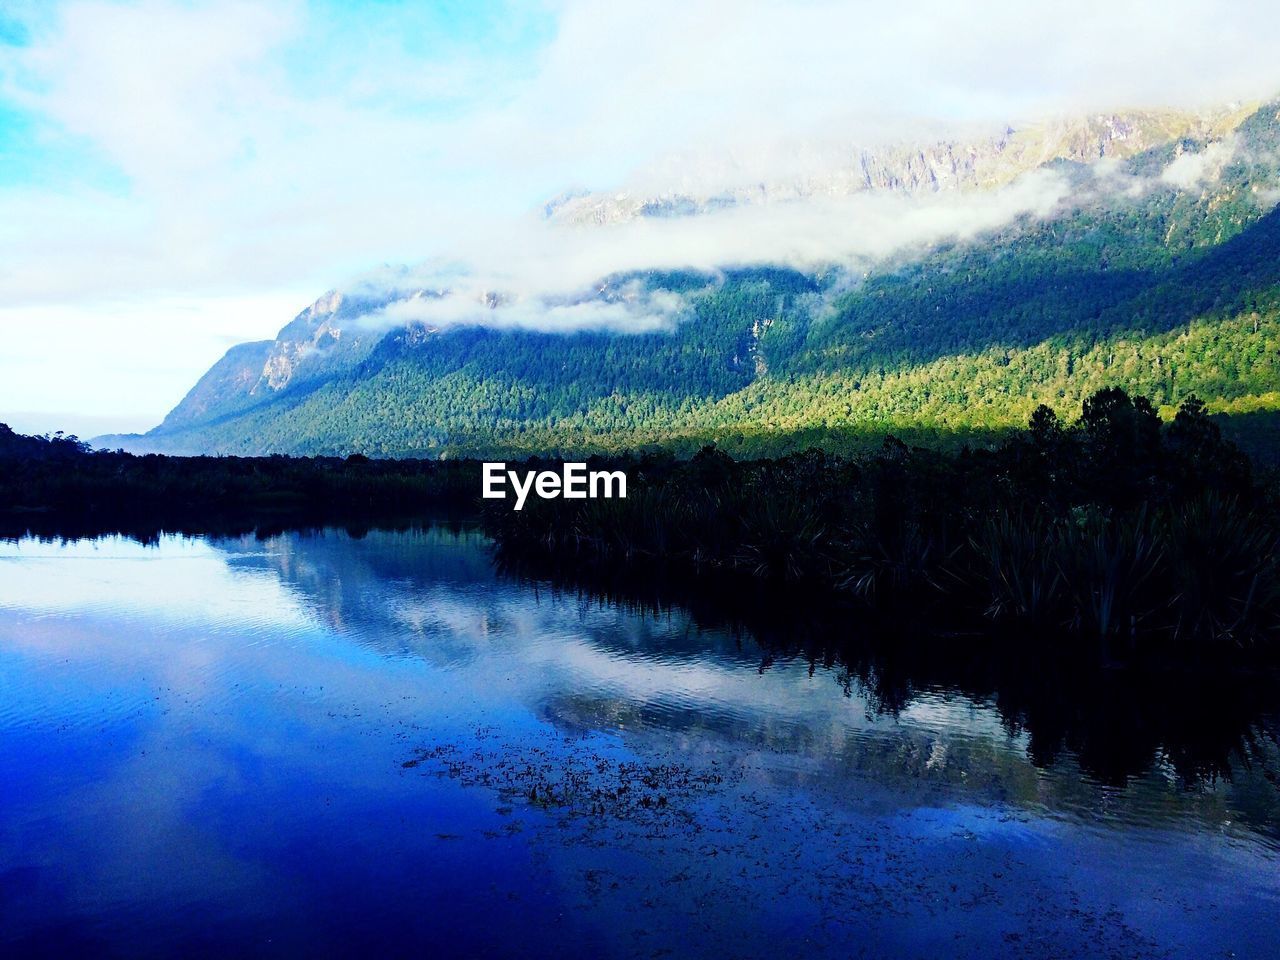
[158,289,391,431]
[544,106,1253,226]
[156,339,275,430]
[129,97,1279,456]
[260,290,350,391]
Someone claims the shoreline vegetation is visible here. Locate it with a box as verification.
[4,387,1279,663]
[494,388,1280,662]
[0,425,479,541]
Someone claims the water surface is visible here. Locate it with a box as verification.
[2,528,1278,958]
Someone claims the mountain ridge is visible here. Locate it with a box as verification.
[95,99,1280,459]
[543,105,1255,225]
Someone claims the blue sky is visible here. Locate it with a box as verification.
[4,0,1280,437]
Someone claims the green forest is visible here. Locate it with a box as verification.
[115,101,1280,461]
[492,389,1280,658]
[14,385,1277,657]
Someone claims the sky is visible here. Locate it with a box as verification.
[4,0,1280,437]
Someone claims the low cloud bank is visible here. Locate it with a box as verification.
[342,167,1072,336]
[329,127,1278,339]
[363,281,691,336]
[1160,138,1239,189]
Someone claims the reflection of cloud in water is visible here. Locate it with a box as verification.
[200,529,1278,836]
[3,525,1279,958]
[3,527,1273,842]
[0,535,314,631]
[223,529,980,739]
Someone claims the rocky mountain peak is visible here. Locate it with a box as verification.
[543,105,1255,227]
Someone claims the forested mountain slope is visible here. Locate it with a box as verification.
[98,101,1280,459]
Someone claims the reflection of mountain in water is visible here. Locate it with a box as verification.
[211,526,1280,840]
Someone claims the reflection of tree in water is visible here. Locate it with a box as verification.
[1,511,476,549]
[22,519,1274,832]
[496,552,1280,795]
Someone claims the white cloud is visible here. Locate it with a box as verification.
[4,0,1280,424]
[6,0,1280,311]
[1160,138,1238,189]
[7,1,296,183]
[342,167,1070,334]
[490,0,1280,189]
[365,283,691,335]
[0,290,312,435]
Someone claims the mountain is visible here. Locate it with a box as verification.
[543,106,1251,225]
[97,101,1280,459]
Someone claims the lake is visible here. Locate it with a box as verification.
[2,526,1278,959]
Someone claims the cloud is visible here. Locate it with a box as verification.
[5,1,296,182]
[5,0,1280,421]
[362,280,691,335]
[0,290,311,436]
[340,167,1071,334]
[487,0,1280,191]
[5,0,1280,312]
[1160,138,1238,189]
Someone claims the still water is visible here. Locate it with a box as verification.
[2,527,1277,959]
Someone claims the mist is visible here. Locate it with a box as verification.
[340,166,1073,336]
[335,115,1280,338]
[7,0,1280,425]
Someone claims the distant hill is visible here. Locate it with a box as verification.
[97,100,1280,459]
